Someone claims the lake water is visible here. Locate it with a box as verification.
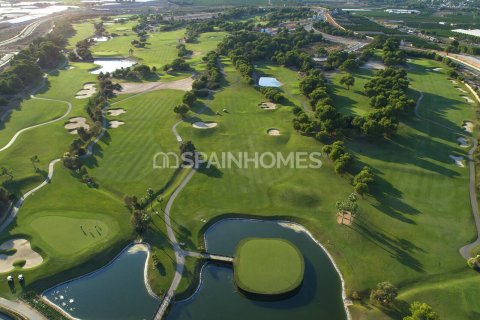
[0,313,13,320]
[258,77,282,87]
[43,244,159,320]
[168,219,347,320]
[90,59,136,74]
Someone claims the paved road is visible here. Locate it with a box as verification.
[304,24,369,53]
[0,297,47,320]
[414,88,480,259]
[0,21,43,48]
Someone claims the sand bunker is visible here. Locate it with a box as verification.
[432,67,443,72]
[65,117,90,134]
[461,95,475,103]
[456,87,468,93]
[75,83,96,99]
[337,211,353,226]
[109,121,125,128]
[107,108,126,116]
[259,102,277,110]
[450,79,458,84]
[267,128,281,136]
[192,121,217,129]
[449,154,465,167]
[361,61,386,70]
[457,137,469,147]
[0,239,43,273]
[463,121,474,133]
[117,77,194,94]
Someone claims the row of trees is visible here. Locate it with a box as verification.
[63,74,121,186]
[192,51,223,95]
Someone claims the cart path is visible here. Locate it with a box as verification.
[0,96,72,152]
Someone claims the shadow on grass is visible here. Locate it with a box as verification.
[350,215,425,273]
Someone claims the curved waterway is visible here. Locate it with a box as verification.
[43,243,159,320]
[168,219,348,320]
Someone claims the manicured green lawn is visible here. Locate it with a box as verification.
[234,238,304,295]
[67,22,96,50]
[86,89,185,196]
[166,57,479,319]
[28,213,115,255]
[92,28,185,69]
[0,99,67,147]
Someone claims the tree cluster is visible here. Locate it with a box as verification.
[177,43,193,58]
[323,141,354,174]
[403,301,440,320]
[260,87,283,102]
[163,58,190,72]
[382,38,406,66]
[293,70,348,142]
[0,20,72,94]
[352,68,414,138]
[111,64,155,81]
[353,166,374,196]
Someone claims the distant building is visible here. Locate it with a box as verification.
[385,9,420,14]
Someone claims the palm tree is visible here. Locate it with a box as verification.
[30,155,40,172]
[147,188,155,211]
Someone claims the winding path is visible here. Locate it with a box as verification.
[413,88,480,259]
[154,90,216,320]
[0,159,60,234]
[0,96,72,152]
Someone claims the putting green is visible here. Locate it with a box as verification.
[234,238,304,295]
[29,213,114,255]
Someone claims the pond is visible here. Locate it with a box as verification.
[168,219,348,320]
[0,313,13,320]
[43,243,159,320]
[90,59,136,74]
[258,77,282,87]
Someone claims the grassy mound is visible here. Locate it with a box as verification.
[234,238,304,296]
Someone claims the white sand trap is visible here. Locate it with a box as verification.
[259,102,277,110]
[0,239,43,273]
[457,137,469,147]
[361,60,386,70]
[192,121,217,129]
[109,121,125,128]
[75,83,96,99]
[456,87,468,93]
[267,128,281,136]
[65,117,90,134]
[107,108,126,116]
[462,95,475,103]
[449,154,465,167]
[432,67,443,72]
[450,79,458,84]
[117,77,194,94]
[463,121,474,133]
